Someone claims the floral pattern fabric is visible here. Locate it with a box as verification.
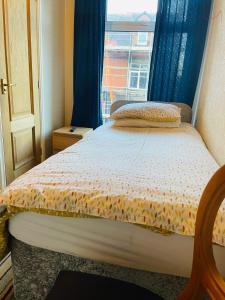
[0,122,224,253]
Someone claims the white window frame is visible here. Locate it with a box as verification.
[129,64,149,90]
[129,71,139,89]
[138,70,149,89]
[105,21,155,32]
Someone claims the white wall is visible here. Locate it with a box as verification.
[195,0,225,165]
[40,0,66,158]
[191,2,214,126]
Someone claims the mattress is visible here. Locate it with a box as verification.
[9,212,225,278]
[1,121,223,245]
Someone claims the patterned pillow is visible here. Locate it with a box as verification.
[111,102,181,122]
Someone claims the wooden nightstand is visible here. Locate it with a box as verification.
[52,127,93,154]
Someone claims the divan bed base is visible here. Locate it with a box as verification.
[11,237,188,300]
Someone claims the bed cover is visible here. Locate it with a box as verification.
[1,121,225,277]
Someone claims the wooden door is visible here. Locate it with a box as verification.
[0,0,41,185]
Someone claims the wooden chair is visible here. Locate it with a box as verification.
[178,165,225,299]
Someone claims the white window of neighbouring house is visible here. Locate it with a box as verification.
[129,63,149,89]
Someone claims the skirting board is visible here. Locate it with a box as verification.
[0,253,13,299]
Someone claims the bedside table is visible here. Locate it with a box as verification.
[52,127,93,154]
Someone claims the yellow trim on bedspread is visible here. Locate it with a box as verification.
[0,206,172,260]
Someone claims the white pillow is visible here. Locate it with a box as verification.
[111,102,181,123]
[113,118,181,128]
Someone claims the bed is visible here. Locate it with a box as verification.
[0,101,224,300]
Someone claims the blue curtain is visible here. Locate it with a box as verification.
[148,0,212,106]
[71,0,106,129]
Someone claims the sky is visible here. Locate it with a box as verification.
[108,0,158,15]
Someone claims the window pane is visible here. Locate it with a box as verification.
[140,64,148,71]
[130,72,138,88]
[139,72,148,89]
[107,0,158,22]
[130,63,139,70]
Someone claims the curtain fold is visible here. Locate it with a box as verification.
[71,0,106,129]
[147,0,212,106]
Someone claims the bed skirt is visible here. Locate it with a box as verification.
[11,237,188,300]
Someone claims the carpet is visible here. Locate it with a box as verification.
[11,238,188,300]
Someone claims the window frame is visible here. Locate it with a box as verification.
[105,21,155,33]
[137,32,148,45]
[129,71,139,89]
[129,64,149,90]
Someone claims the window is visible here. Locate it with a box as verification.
[102,0,158,120]
[130,72,138,89]
[137,32,148,45]
[129,64,148,89]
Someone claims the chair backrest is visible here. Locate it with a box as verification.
[177,165,225,300]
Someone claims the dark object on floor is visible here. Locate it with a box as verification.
[46,271,164,300]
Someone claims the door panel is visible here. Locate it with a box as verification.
[0,0,41,185]
[7,0,32,117]
[12,129,35,169]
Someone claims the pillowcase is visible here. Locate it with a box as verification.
[111,102,181,123]
[113,118,181,128]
